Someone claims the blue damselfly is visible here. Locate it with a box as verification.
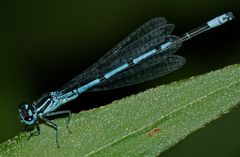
[18,12,234,147]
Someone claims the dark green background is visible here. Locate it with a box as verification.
[0,0,240,156]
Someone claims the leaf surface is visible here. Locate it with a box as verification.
[1,64,240,157]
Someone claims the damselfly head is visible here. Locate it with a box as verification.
[18,103,37,125]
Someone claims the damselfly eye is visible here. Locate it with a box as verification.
[24,116,33,121]
[19,103,28,110]
[18,102,36,125]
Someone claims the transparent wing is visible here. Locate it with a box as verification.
[58,17,175,93]
[89,55,186,91]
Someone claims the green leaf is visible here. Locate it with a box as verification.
[1,64,240,157]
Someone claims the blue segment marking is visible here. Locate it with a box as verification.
[77,79,101,93]
[207,17,222,28]
[207,13,234,28]
[160,42,172,50]
[133,49,156,64]
[104,63,129,79]
[61,91,79,100]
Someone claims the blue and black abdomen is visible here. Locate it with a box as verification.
[58,17,184,93]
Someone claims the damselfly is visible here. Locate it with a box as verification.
[18,12,234,147]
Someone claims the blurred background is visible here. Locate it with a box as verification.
[0,0,240,156]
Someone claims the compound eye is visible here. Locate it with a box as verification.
[24,116,33,121]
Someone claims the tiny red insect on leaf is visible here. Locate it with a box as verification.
[147,127,161,136]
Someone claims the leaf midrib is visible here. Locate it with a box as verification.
[84,78,240,157]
